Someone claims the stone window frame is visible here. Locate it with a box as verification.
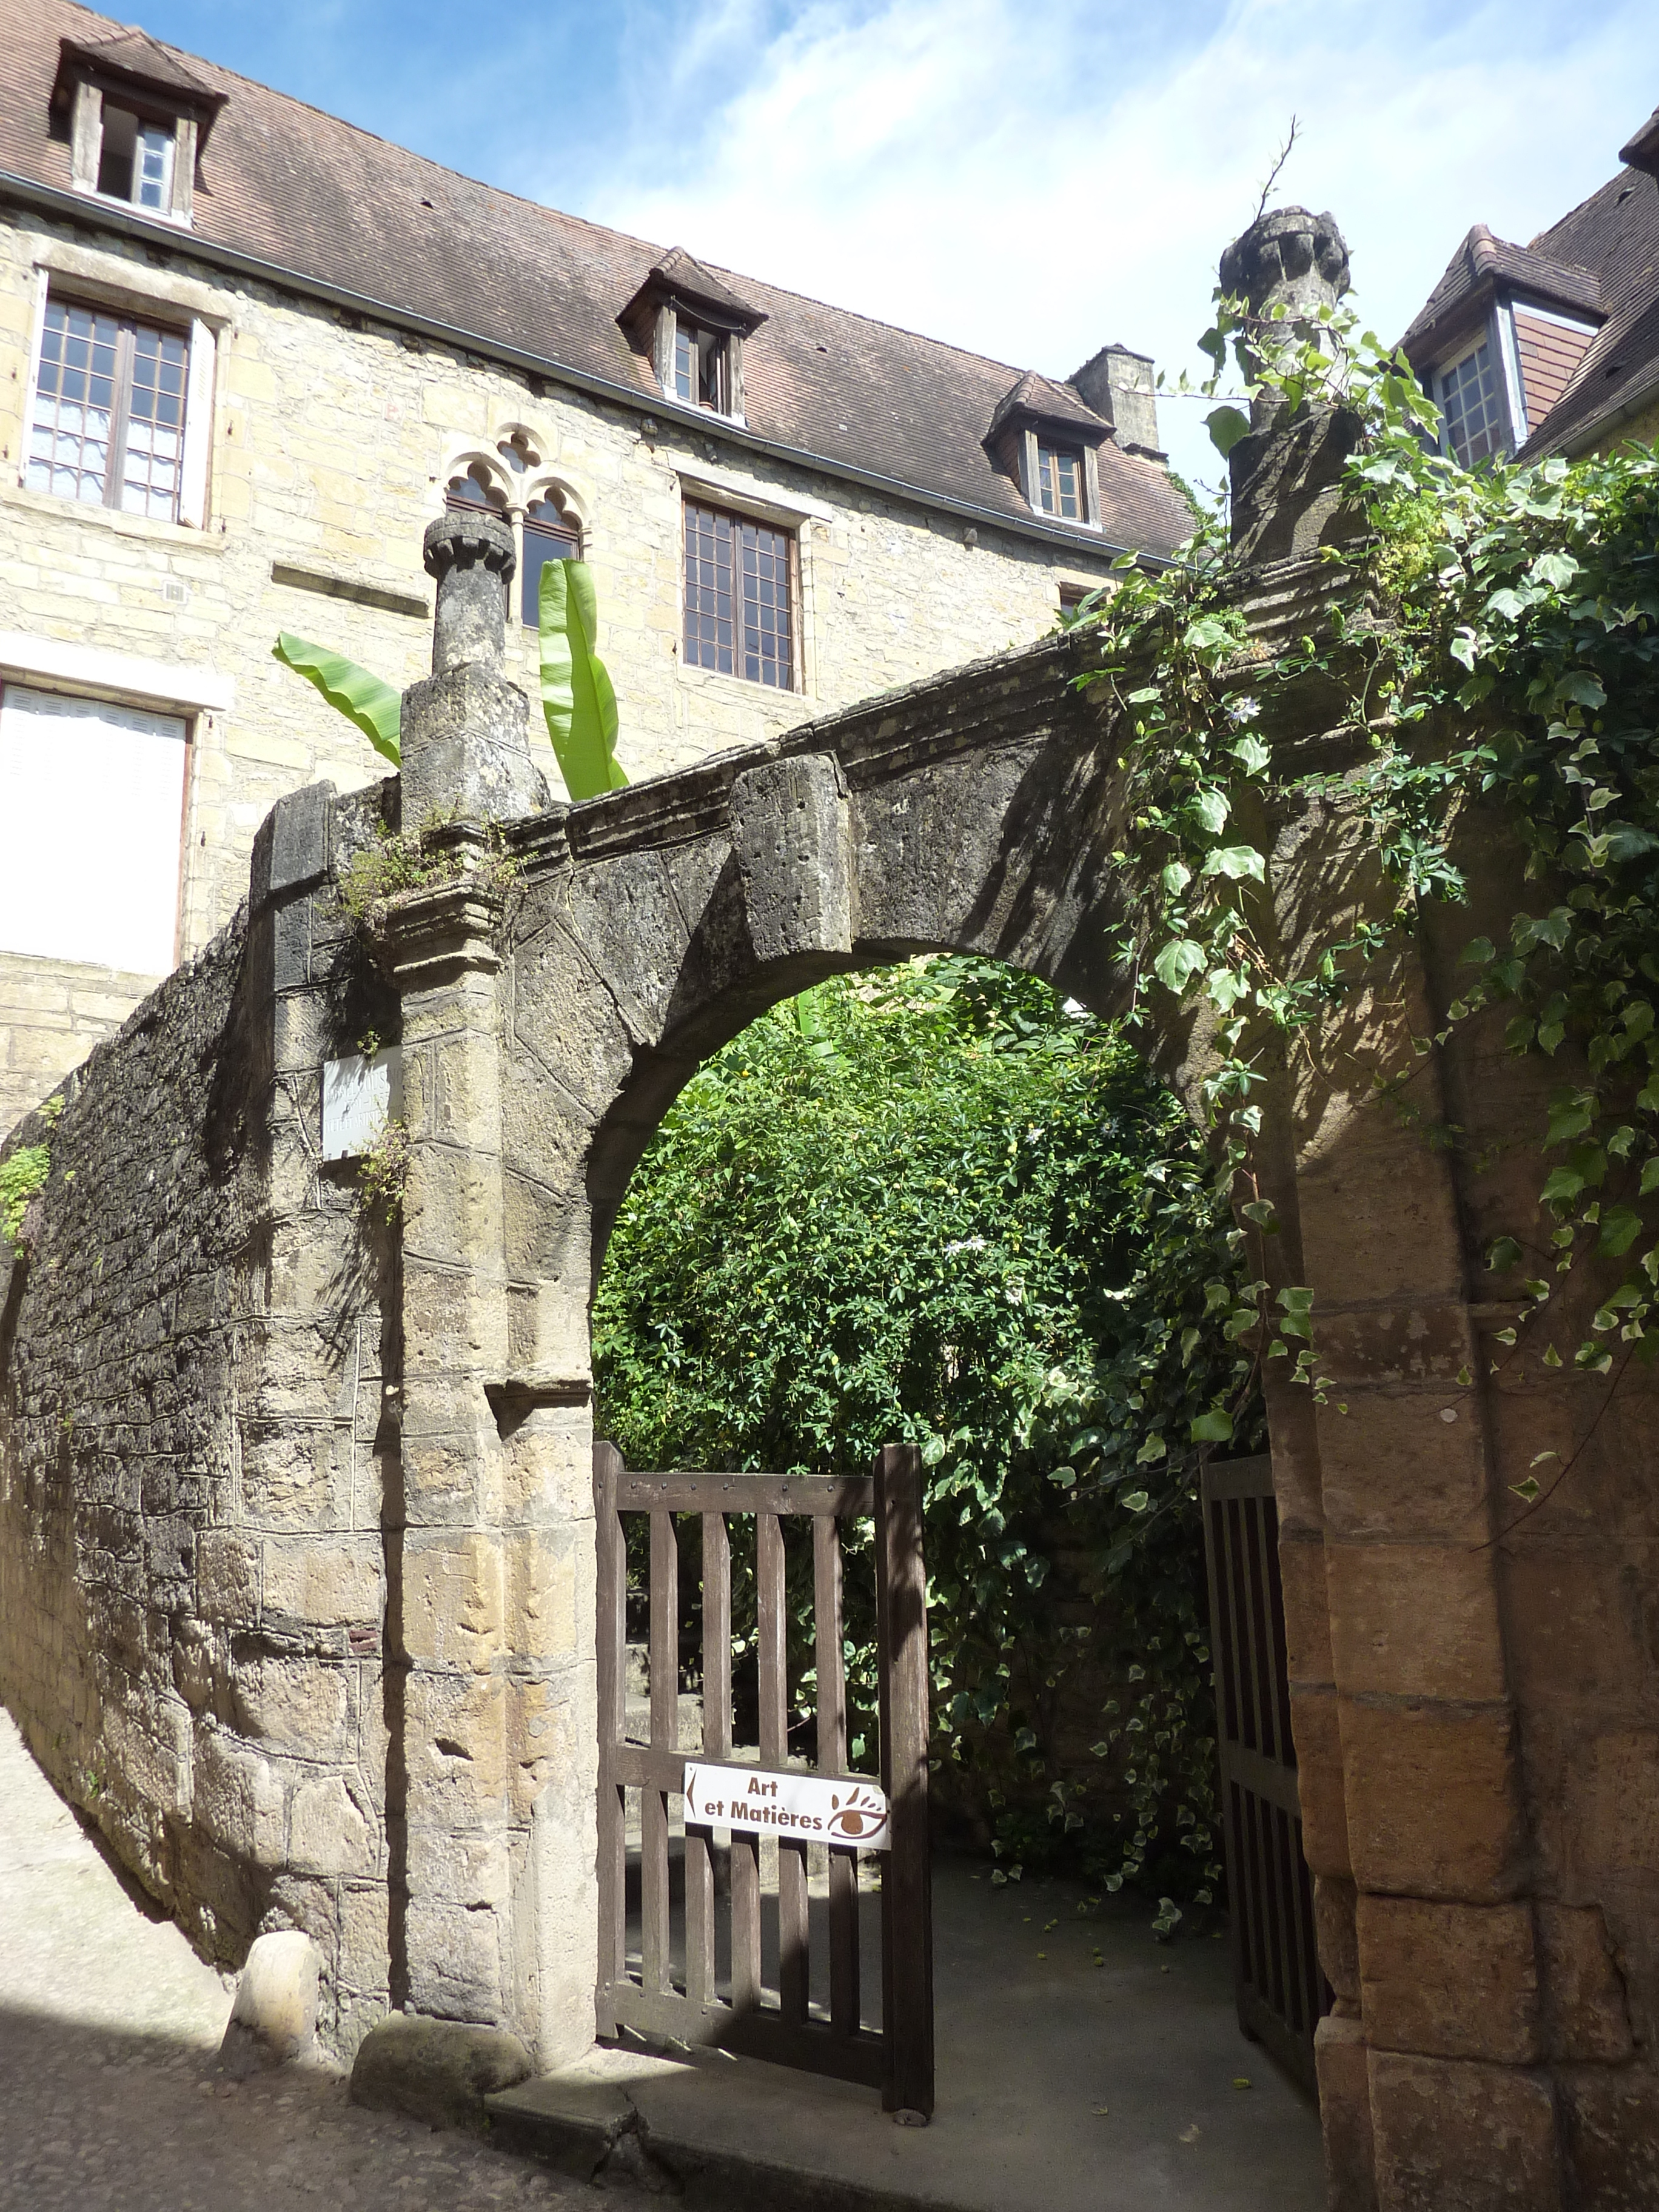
[65,75,200,229]
[672,464,823,700]
[19,261,220,531]
[436,436,592,629]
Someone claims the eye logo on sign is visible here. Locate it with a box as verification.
[683,1761,891,1851]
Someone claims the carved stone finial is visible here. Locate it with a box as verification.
[401,510,549,824]
[1219,206,1350,321]
[423,509,514,677]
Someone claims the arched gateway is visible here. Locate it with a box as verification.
[3,212,1655,2212]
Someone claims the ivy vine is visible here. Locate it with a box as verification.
[1069,287,1659,1506]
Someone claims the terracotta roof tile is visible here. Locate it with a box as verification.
[1,0,1192,559]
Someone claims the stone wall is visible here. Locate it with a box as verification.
[0,776,401,2057]
[0,209,1134,1135]
[0,951,162,1148]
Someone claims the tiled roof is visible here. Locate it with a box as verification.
[0,0,1192,559]
[987,370,1110,444]
[1400,224,1602,356]
[61,25,219,102]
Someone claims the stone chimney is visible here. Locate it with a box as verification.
[1069,343,1164,461]
[399,510,551,826]
[1218,205,1361,565]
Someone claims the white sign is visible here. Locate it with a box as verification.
[322,1049,403,1162]
[683,1761,890,1851]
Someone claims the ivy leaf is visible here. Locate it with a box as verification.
[1204,405,1252,457]
[1486,1237,1523,1272]
[1545,1096,1595,1148]
[1160,860,1191,894]
[1201,845,1266,883]
[1598,1206,1643,1256]
[1540,1167,1586,1205]
[1232,735,1271,775]
[1153,939,1207,994]
[1553,669,1606,709]
[1189,1408,1235,1444]
[1460,937,1496,967]
[1527,551,1580,590]
[1133,1434,1165,1467]
[1188,788,1230,835]
[1640,1159,1659,1197]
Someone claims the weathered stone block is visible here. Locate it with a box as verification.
[197,1529,260,1623]
[403,1899,506,2023]
[251,782,334,913]
[401,663,548,826]
[1560,2064,1659,2208]
[729,751,854,967]
[195,1727,286,1868]
[231,1656,352,1761]
[402,1529,505,1670]
[1327,1541,1507,1703]
[262,1536,380,1629]
[1340,1697,1524,1899]
[1290,1682,1352,1878]
[349,2011,531,2129]
[1314,2013,1378,2212]
[1369,2052,1561,2212]
[1357,1895,1540,2062]
[1538,1903,1634,2063]
[290,1774,373,1875]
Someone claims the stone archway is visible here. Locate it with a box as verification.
[372,426,1653,2208]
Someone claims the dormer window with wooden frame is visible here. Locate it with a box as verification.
[987,372,1109,532]
[620,249,767,426]
[53,30,227,229]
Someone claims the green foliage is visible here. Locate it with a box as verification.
[340,815,517,928]
[539,559,628,801]
[272,634,403,765]
[1,1142,51,1255]
[1083,283,1659,1466]
[355,1116,411,1226]
[594,959,1259,1904]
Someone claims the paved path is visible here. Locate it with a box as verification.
[0,1706,646,2212]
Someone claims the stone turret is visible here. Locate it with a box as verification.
[1219,205,1362,566]
[399,509,551,825]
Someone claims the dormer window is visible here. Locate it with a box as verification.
[673,322,729,413]
[987,371,1109,531]
[618,248,767,427]
[1035,441,1083,521]
[55,30,226,229]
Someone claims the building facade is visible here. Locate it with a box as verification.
[0,1,1190,1138]
[1402,99,1659,468]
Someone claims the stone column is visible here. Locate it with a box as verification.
[376,511,578,2059]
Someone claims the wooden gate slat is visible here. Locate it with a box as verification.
[759,1511,810,2026]
[685,1510,731,2013]
[642,1509,678,1996]
[876,1443,933,2117]
[815,1513,860,2039]
[594,1441,626,2037]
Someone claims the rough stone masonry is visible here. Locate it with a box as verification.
[4,204,1659,2212]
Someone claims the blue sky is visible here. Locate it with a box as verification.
[125,0,1649,488]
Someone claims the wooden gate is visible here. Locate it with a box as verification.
[594,1440,934,2116]
[1200,1453,1330,2094]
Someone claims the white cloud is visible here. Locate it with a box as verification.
[559,0,1649,488]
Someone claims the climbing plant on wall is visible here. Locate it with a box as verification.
[1071,290,1659,1511]
[594,960,1261,1911]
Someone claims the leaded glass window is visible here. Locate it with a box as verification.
[683,499,794,689]
[28,299,187,521]
[1439,342,1507,468]
[521,496,581,626]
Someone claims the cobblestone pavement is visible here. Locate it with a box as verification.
[0,1708,643,2212]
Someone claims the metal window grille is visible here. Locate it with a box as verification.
[1036,441,1081,520]
[683,499,795,689]
[521,500,581,626]
[1439,342,1506,467]
[28,299,186,521]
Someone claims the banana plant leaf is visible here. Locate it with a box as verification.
[273,634,401,765]
[538,558,626,801]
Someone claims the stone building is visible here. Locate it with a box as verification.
[1401,98,1659,467]
[0,0,1190,1139]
